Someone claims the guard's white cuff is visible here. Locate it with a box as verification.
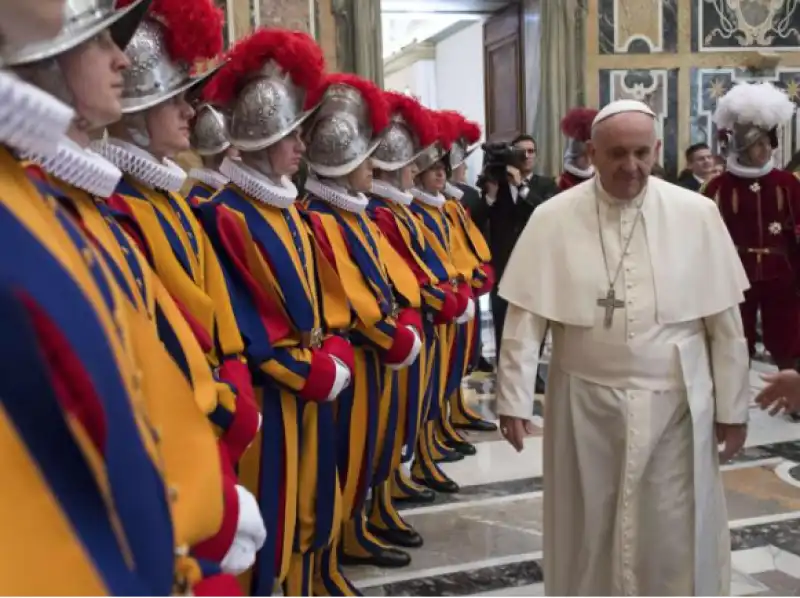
[457,298,476,324]
[388,327,422,370]
[221,486,267,575]
[327,356,351,401]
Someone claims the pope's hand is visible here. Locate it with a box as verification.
[716,423,747,463]
[756,369,800,415]
[499,414,537,452]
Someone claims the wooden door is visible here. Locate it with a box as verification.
[483,2,524,142]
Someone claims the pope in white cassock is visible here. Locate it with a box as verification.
[495,99,752,596]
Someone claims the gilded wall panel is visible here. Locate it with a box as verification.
[598,0,678,54]
[694,0,800,51]
[689,67,800,165]
[599,69,679,174]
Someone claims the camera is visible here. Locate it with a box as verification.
[477,142,528,186]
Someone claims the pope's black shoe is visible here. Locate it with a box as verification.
[340,547,411,568]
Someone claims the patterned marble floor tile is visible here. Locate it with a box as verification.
[724,466,800,520]
[750,570,800,596]
[348,497,544,586]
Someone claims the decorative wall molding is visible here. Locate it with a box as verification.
[694,0,800,52]
[383,41,436,77]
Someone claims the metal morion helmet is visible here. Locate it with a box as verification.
[713,81,796,155]
[190,103,230,156]
[202,28,326,153]
[116,0,224,114]
[2,0,151,67]
[303,73,390,178]
[441,110,482,170]
[560,106,598,166]
[372,91,438,172]
[415,109,459,174]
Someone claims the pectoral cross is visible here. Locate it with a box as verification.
[597,288,624,328]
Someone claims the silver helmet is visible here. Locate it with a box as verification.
[371,114,418,172]
[2,0,151,67]
[449,138,481,170]
[120,0,224,114]
[203,28,327,153]
[191,103,229,156]
[414,143,448,174]
[372,92,436,173]
[304,74,390,178]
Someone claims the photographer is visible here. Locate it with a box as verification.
[472,134,558,354]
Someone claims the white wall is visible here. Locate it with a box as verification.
[382,21,486,183]
[435,21,485,184]
[384,59,438,108]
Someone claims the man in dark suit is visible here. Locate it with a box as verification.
[677,142,716,191]
[470,134,559,355]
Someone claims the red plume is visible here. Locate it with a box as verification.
[433,110,462,150]
[560,107,599,142]
[383,91,437,148]
[305,73,389,133]
[128,0,225,65]
[203,28,326,107]
[461,119,482,144]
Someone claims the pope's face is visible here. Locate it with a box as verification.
[587,112,660,201]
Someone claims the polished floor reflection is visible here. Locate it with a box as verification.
[347,360,800,596]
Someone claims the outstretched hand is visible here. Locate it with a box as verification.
[756,369,800,416]
[499,414,538,452]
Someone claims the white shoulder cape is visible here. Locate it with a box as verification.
[498,177,749,326]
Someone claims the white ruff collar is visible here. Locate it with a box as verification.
[189,167,229,191]
[220,157,296,209]
[0,70,74,158]
[444,182,464,200]
[564,162,595,178]
[306,177,368,214]
[23,136,122,198]
[411,187,445,209]
[726,155,774,179]
[92,138,187,192]
[372,179,412,206]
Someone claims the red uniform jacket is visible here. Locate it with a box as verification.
[703,169,800,285]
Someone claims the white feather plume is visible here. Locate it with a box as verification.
[713,82,796,130]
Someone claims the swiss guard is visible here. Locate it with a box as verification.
[199,27,355,597]
[703,82,800,372]
[0,0,251,594]
[439,110,496,438]
[367,90,463,549]
[557,106,598,191]
[408,108,474,495]
[302,73,424,594]
[188,103,236,203]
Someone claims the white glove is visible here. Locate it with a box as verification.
[326,356,351,401]
[456,297,476,324]
[388,326,422,371]
[221,485,267,575]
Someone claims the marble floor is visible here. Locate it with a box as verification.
[344,359,800,596]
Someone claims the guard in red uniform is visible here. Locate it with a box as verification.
[557,107,598,191]
[703,82,800,370]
